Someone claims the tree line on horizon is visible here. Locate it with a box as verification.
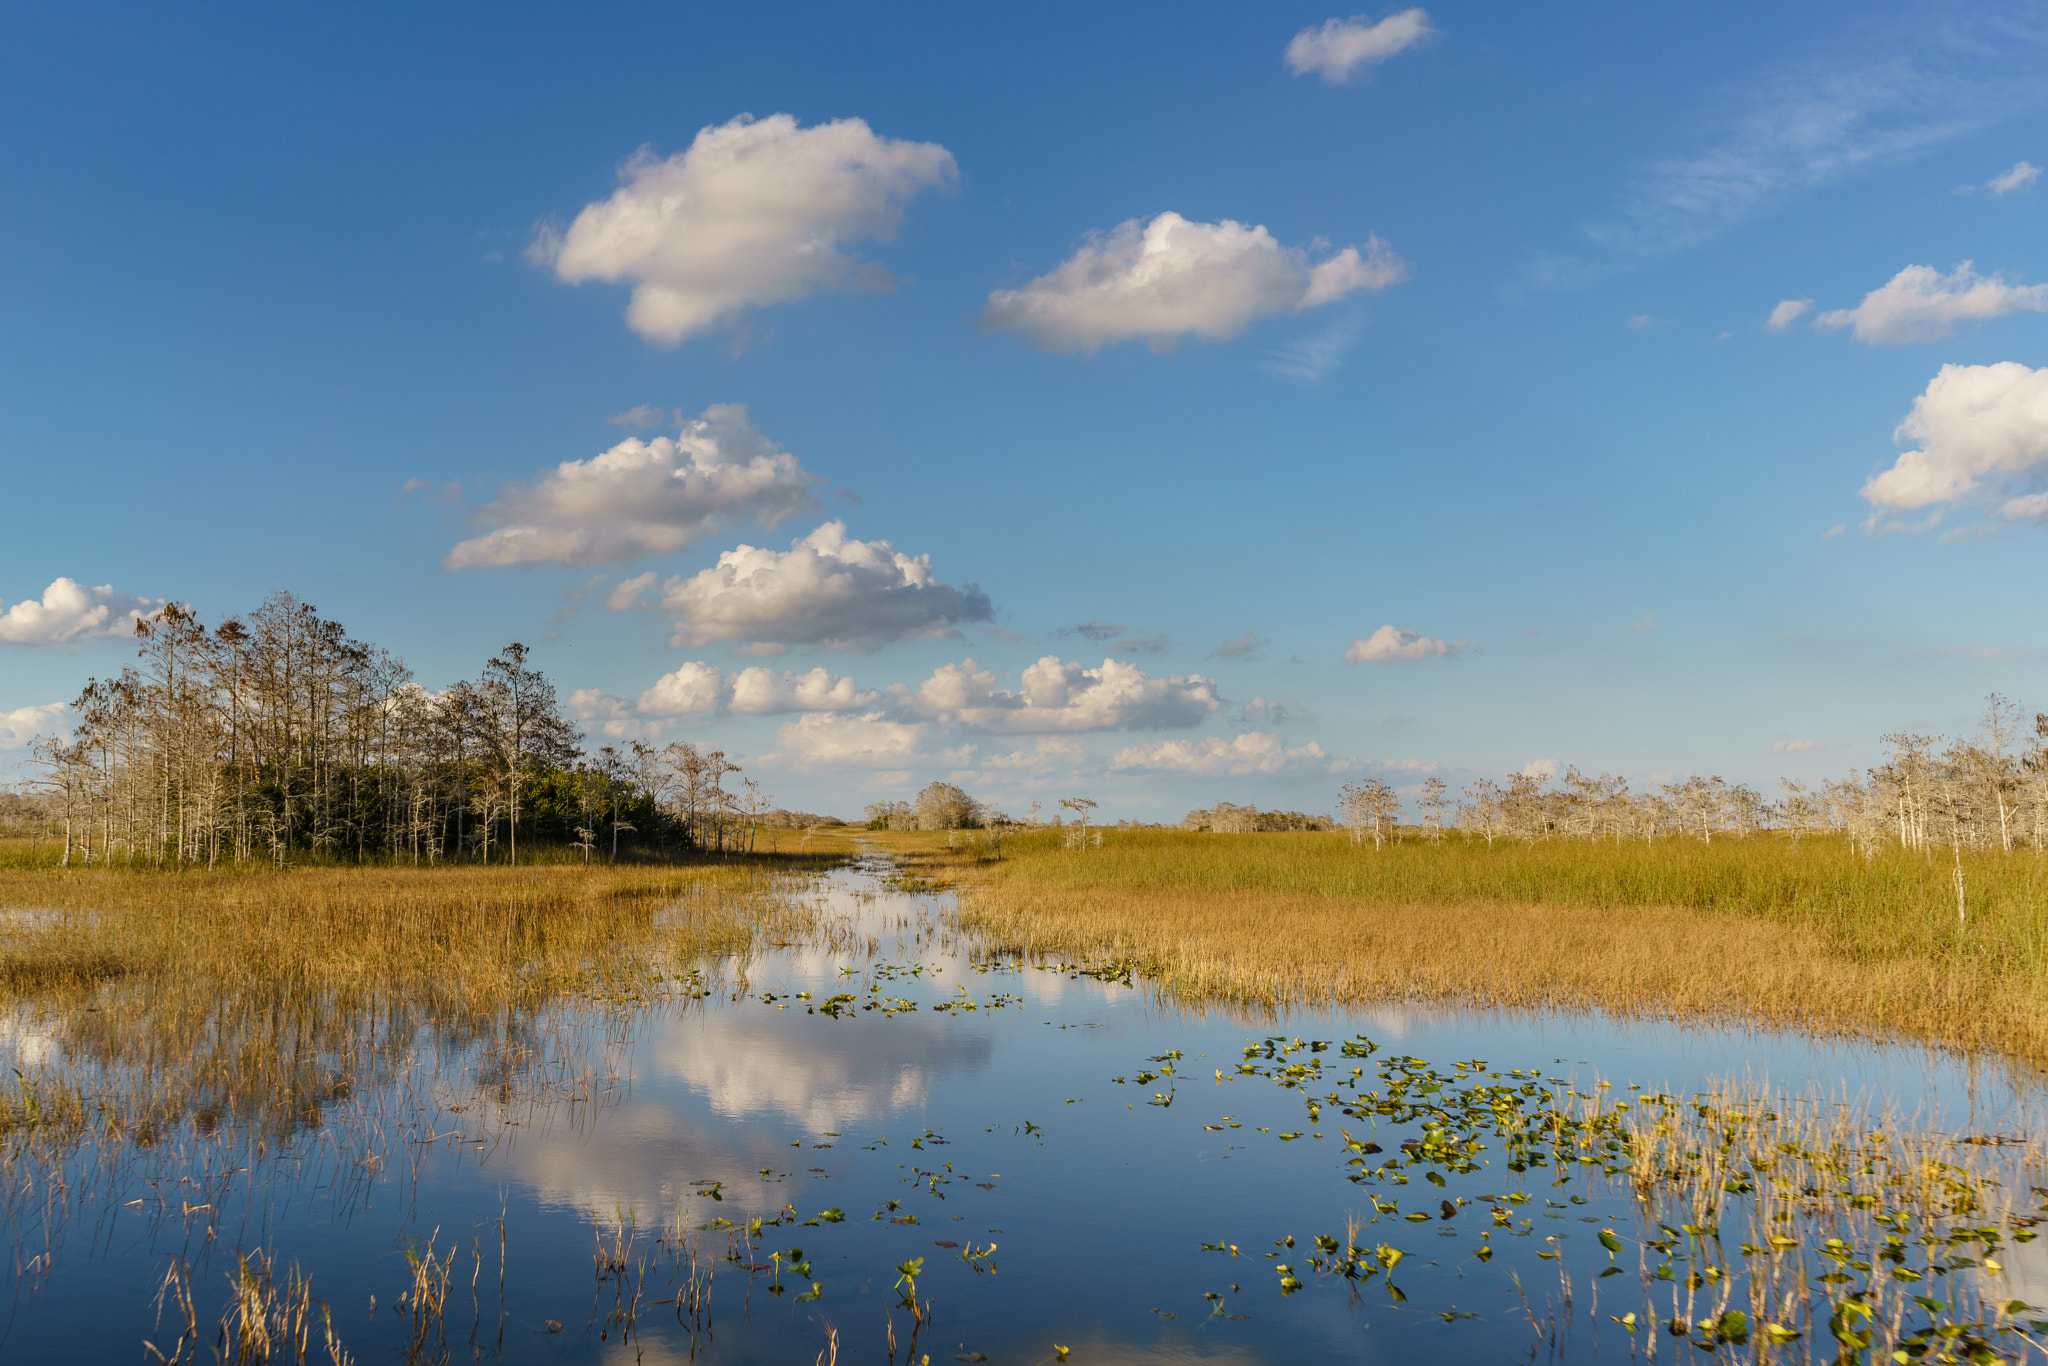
[18,593,797,868]
[13,595,2043,867]
[1326,694,2048,856]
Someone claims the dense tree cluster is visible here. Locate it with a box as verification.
[1180,803,1333,833]
[0,789,45,836]
[25,593,774,867]
[753,808,848,829]
[1450,769,1766,846]
[864,782,1004,832]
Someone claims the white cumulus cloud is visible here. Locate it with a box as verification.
[909,656,1218,733]
[1285,9,1435,84]
[1773,739,1826,753]
[532,114,956,344]
[728,666,877,715]
[981,212,1408,354]
[446,404,817,569]
[1766,298,1814,330]
[1343,625,1465,663]
[650,521,993,651]
[774,711,924,767]
[574,661,876,729]
[0,703,67,749]
[1860,362,2048,524]
[0,578,163,646]
[565,689,662,740]
[1815,263,2048,345]
[1112,732,1328,777]
[637,661,727,716]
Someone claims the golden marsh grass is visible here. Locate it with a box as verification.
[0,852,853,1150]
[6,834,2047,1361]
[893,828,2048,1066]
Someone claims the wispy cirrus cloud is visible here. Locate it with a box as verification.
[1957,159,2041,195]
[1262,314,1362,383]
[1209,631,1267,661]
[1767,298,1815,331]
[1240,696,1314,726]
[1285,9,1436,84]
[1528,13,2048,288]
[1054,620,1172,654]
[976,736,1088,772]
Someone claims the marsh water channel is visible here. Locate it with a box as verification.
[4,852,2046,1364]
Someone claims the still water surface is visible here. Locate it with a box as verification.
[3,854,2038,1363]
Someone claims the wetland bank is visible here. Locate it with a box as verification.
[3,831,2048,1364]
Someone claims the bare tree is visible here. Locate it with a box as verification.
[1457,779,1503,847]
[703,750,741,853]
[595,746,638,860]
[1418,776,1448,843]
[863,799,914,831]
[1339,780,1399,849]
[741,777,770,854]
[1059,796,1097,849]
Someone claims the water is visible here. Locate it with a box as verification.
[3,854,2041,1363]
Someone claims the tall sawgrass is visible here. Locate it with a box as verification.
[0,861,835,1149]
[896,828,2048,1065]
[0,829,859,873]
[969,828,2048,971]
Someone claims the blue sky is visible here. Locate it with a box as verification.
[4,0,2048,819]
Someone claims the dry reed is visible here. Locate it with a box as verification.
[0,853,842,1298]
[0,861,830,1132]
[1609,1084,2044,1360]
[898,829,2048,1067]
